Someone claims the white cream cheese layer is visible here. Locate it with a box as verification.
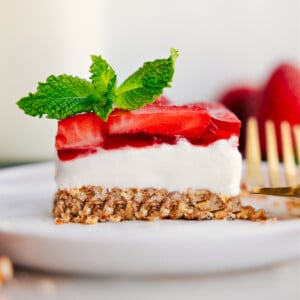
[55,137,242,197]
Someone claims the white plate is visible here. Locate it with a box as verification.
[0,162,300,275]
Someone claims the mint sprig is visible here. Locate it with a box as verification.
[17,75,95,120]
[115,48,178,110]
[17,49,178,121]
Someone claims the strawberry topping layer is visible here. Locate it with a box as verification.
[56,101,241,161]
[107,105,211,138]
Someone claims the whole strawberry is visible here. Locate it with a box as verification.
[218,85,261,154]
[219,63,300,158]
[257,64,300,157]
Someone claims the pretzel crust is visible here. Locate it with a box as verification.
[53,186,266,224]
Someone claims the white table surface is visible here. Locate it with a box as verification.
[1,259,300,300]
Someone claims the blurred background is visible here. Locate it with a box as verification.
[1,0,299,163]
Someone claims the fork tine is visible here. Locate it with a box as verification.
[265,120,282,186]
[245,117,264,189]
[281,121,297,186]
[293,125,300,165]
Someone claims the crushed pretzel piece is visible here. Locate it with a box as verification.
[53,187,266,224]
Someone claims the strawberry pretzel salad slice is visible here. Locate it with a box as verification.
[17,49,265,224]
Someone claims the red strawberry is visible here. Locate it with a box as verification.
[217,64,300,158]
[55,102,242,161]
[55,113,105,151]
[257,63,300,157]
[186,102,241,144]
[218,85,262,153]
[107,105,212,138]
[218,86,259,121]
[152,95,172,106]
[199,102,241,139]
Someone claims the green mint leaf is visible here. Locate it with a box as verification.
[88,55,117,120]
[86,90,114,121]
[89,55,117,92]
[17,75,96,119]
[17,49,178,121]
[115,48,178,110]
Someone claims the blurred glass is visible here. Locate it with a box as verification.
[1,0,299,162]
[0,0,106,163]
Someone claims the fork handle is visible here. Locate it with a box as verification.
[251,185,300,198]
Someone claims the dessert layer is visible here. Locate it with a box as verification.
[55,103,242,161]
[55,137,242,196]
[53,186,266,224]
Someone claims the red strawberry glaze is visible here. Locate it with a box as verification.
[55,102,241,161]
[57,148,98,161]
[103,134,178,150]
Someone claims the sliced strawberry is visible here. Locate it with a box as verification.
[55,101,242,161]
[107,105,212,138]
[187,102,241,144]
[55,113,105,151]
[152,95,172,106]
[197,102,240,132]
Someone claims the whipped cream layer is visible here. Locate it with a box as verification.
[55,137,242,197]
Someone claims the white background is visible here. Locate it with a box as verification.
[1,0,299,161]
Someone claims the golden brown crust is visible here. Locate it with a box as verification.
[53,186,266,224]
[286,199,300,216]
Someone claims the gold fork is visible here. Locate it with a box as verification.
[246,117,300,197]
